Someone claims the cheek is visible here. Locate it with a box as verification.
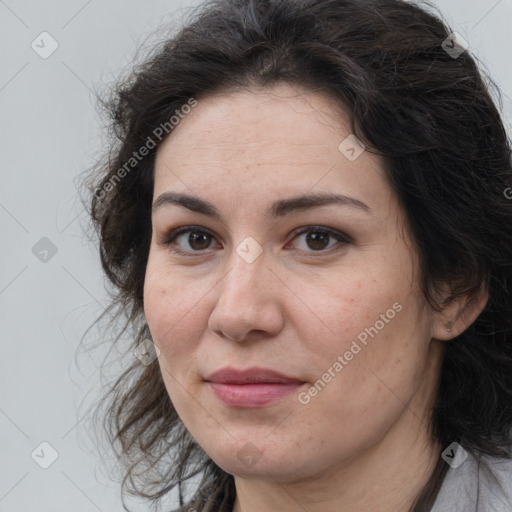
[296,303,430,460]
[143,272,206,409]
[300,273,397,352]
[143,265,201,359]
[301,266,427,392]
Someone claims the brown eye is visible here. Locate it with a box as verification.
[290,227,350,254]
[163,227,220,254]
[186,231,213,250]
[305,230,331,251]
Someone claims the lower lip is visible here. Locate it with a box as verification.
[207,382,304,408]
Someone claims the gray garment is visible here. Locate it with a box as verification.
[431,453,512,511]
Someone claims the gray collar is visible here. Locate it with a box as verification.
[431,452,512,511]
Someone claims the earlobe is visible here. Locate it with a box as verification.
[431,283,489,341]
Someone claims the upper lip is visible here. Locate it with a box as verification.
[204,367,304,384]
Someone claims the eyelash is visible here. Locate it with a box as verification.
[161,225,351,257]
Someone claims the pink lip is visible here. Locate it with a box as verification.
[204,367,305,408]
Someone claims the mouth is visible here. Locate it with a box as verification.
[204,367,306,408]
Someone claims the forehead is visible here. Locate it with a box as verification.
[153,83,392,214]
[156,84,347,163]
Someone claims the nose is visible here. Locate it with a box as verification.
[207,248,285,342]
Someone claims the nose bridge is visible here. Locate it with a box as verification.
[221,243,268,302]
[208,241,283,341]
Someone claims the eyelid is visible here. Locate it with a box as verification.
[160,225,351,256]
[159,225,220,254]
[291,226,352,245]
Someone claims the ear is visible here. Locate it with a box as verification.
[431,282,489,341]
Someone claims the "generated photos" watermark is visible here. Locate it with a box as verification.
[298,302,403,404]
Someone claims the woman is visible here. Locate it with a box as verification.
[85,0,512,510]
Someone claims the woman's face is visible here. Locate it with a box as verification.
[144,83,443,481]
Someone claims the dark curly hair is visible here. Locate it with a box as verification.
[81,0,512,510]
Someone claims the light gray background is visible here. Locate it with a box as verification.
[1,1,511,511]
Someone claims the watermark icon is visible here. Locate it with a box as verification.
[504,187,512,200]
[236,237,263,263]
[236,441,262,468]
[442,32,468,59]
[298,302,403,404]
[134,339,161,365]
[31,32,59,59]
[31,441,59,469]
[32,237,58,263]
[94,97,198,200]
[441,442,468,469]
[338,134,365,161]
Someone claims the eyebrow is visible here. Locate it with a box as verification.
[152,191,371,219]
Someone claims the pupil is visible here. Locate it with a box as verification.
[190,232,210,250]
[307,231,329,250]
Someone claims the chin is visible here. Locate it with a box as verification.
[203,439,317,482]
